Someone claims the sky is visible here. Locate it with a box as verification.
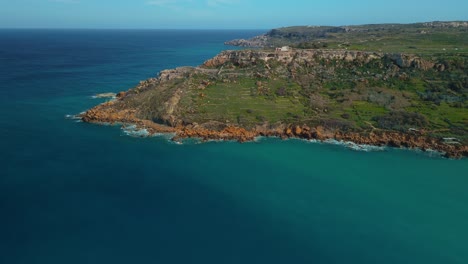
[0,0,467,29]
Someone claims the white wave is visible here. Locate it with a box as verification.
[65,114,81,120]
[323,139,386,152]
[121,125,179,140]
[121,125,150,137]
[91,93,117,99]
[152,132,176,139]
[171,140,183,145]
[253,136,267,142]
[425,149,445,156]
[176,137,202,145]
[412,148,445,158]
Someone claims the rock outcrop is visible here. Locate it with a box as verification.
[80,47,467,159]
[81,102,468,158]
[204,49,437,71]
[386,54,435,70]
[224,35,269,47]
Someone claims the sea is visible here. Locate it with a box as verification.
[1,29,467,264]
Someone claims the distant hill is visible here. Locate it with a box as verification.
[225,21,468,55]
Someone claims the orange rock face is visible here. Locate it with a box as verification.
[294,126,302,136]
[203,56,229,68]
[81,104,467,159]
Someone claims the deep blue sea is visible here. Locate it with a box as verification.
[1,29,468,264]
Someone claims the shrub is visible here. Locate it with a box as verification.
[275,86,287,96]
[321,119,353,131]
[372,111,428,131]
[341,113,351,119]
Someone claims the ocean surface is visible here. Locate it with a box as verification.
[1,29,468,264]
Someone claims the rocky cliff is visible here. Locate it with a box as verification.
[80,46,467,158]
[203,49,438,70]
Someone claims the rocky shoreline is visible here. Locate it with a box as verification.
[81,100,467,158]
[79,30,467,159]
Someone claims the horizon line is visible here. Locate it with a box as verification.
[1,20,467,31]
[0,27,268,31]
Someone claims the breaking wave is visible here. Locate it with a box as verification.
[121,125,150,137]
[65,114,82,122]
[323,139,387,152]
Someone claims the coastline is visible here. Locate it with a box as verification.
[80,100,468,158]
[7,27,468,264]
[78,25,468,159]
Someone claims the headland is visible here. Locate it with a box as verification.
[81,22,468,158]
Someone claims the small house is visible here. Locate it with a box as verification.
[276,46,290,52]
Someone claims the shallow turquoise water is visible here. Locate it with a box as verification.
[1,29,468,264]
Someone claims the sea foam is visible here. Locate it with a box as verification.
[121,125,150,137]
[323,139,386,152]
[65,114,82,122]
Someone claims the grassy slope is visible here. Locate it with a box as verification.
[167,55,467,142]
[259,23,467,141]
[269,23,468,56]
[177,73,305,126]
[125,22,467,143]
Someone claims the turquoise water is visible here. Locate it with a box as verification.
[1,29,468,264]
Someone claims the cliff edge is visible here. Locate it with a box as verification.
[81,45,467,158]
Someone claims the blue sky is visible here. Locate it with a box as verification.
[1,0,467,29]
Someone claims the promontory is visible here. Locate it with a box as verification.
[81,21,468,158]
